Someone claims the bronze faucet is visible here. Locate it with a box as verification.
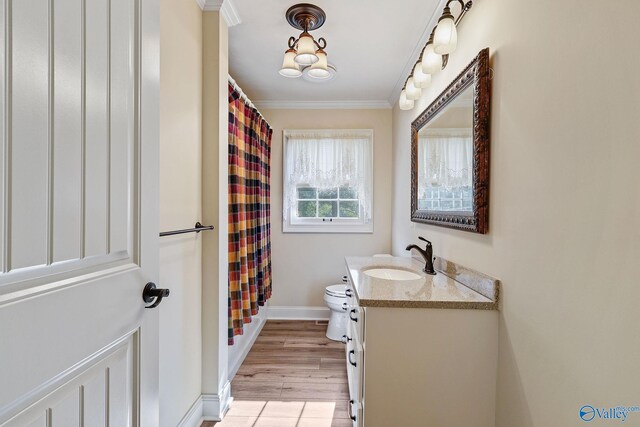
[406,236,436,275]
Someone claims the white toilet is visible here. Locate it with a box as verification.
[324,284,348,341]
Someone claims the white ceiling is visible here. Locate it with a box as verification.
[228,0,445,107]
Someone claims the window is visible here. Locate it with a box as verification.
[283,129,373,233]
[417,128,473,212]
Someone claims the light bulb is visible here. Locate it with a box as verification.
[433,7,457,54]
[413,63,432,89]
[294,32,319,65]
[399,90,414,110]
[279,49,302,78]
[421,42,442,75]
[406,77,422,101]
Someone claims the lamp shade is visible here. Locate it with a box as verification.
[308,49,330,79]
[406,77,422,101]
[421,43,442,75]
[433,12,457,54]
[413,63,432,89]
[399,90,414,110]
[279,49,302,77]
[294,32,319,65]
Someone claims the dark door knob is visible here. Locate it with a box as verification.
[142,282,170,309]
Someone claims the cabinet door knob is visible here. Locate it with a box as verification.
[341,335,352,344]
[345,288,353,297]
[348,350,357,367]
[349,309,358,322]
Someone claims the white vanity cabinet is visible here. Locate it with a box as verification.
[344,257,500,427]
[343,285,364,426]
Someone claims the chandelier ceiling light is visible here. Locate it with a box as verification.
[279,3,335,81]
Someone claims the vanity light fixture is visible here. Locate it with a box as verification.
[279,3,336,81]
[399,0,473,110]
[421,32,443,75]
[405,77,422,101]
[433,4,458,54]
[413,63,432,89]
[399,90,415,110]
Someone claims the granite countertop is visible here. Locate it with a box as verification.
[344,256,499,310]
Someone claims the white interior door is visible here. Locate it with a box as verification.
[0,0,159,425]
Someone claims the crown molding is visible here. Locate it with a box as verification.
[201,0,223,11]
[196,0,241,27]
[220,0,242,27]
[253,100,392,110]
[387,0,447,106]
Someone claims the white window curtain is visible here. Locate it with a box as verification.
[284,129,373,222]
[418,128,473,196]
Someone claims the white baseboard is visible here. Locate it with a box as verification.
[176,396,204,427]
[267,306,330,320]
[203,380,233,421]
[228,308,268,381]
[176,381,233,426]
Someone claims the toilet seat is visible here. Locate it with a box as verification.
[325,284,347,298]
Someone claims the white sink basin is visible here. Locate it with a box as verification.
[363,268,422,281]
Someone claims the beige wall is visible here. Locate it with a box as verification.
[391,0,640,426]
[263,109,393,307]
[158,0,202,425]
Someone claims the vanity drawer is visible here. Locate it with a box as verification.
[348,306,364,344]
[344,274,357,305]
[346,319,364,403]
[344,273,364,338]
[345,285,357,307]
[348,398,363,427]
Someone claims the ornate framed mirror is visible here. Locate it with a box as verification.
[411,48,490,233]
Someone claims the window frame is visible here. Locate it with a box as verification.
[282,129,374,234]
[293,185,363,224]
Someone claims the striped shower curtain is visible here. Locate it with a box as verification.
[228,84,273,345]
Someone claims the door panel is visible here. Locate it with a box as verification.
[50,388,80,427]
[84,0,110,259]
[52,0,83,263]
[83,372,107,426]
[0,0,159,425]
[24,416,46,427]
[2,334,135,427]
[9,0,50,270]
[0,270,140,413]
[1,0,137,276]
[109,0,135,256]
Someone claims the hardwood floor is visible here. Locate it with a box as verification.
[204,320,351,427]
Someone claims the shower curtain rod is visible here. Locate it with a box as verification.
[228,75,269,126]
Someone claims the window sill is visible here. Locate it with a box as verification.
[282,222,373,234]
